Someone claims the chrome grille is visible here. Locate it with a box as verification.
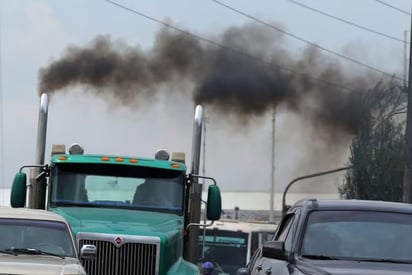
[80,239,158,275]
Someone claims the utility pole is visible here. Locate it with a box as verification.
[269,107,276,223]
[403,16,412,203]
[404,30,410,88]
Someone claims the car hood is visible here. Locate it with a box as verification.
[51,207,183,238]
[0,254,86,275]
[296,259,412,275]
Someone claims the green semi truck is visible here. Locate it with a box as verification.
[10,93,222,275]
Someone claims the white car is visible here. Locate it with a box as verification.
[0,207,96,275]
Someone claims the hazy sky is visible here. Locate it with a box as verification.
[0,0,411,201]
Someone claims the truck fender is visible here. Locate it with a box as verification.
[167,257,200,275]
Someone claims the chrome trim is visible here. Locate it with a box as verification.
[77,232,160,275]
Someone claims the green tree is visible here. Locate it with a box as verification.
[340,82,406,201]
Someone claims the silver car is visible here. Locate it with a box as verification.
[0,207,96,275]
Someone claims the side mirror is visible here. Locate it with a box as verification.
[10,172,27,208]
[261,241,289,261]
[206,184,222,221]
[80,244,97,260]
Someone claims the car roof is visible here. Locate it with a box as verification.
[292,198,412,213]
[0,207,69,223]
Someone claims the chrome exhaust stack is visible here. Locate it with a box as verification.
[185,105,204,263]
[190,105,203,175]
[28,93,49,209]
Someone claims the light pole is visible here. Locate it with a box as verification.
[269,107,276,223]
[281,166,352,217]
[404,30,410,88]
[404,16,412,203]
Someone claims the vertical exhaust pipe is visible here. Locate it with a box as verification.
[184,105,204,263]
[28,93,49,209]
[191,105,203,175]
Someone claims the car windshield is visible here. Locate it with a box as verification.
[0,218,76,258]
[301,210,412,262]
[50,163,185,214]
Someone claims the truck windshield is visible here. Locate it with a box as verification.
[50,163,185,214]
[301,210,412,262]
[198,229,249,275]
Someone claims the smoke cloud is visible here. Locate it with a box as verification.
[39,22,383,138]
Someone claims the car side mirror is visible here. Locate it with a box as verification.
[261,241,289,261]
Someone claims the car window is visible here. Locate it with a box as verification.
[275,213,295,243]
[300,210,412,261]
[0,218,76,257]
[247,247,262,274]
[284,209,300,252]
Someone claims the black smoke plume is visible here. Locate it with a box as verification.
[39,22,384,137]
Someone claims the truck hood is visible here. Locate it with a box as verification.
[51,207,183,237]
[297,259,412,275]
[0,254,85,275]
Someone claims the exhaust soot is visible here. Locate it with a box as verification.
[39,22,385,139]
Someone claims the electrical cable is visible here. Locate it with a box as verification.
[211,0,402,81]
[375,0,411,16]
[103,0,359,92]
[287,0,407,44]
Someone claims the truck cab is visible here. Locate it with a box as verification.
[10,93,222,275]
[11,144,222,275]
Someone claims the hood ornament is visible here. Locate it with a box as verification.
[113,236,124,248]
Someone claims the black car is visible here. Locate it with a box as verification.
[237,198,412,275]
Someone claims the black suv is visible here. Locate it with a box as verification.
[237,199,412,275]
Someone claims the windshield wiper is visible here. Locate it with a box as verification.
[0,249,17,256]
[53,200,93,207]
[6,248,65,259]
[301,254,341,260]
[357,258,412,264]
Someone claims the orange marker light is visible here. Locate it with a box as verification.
[115,157,124,162]
[171,163,180,168]
[101,157,110,161]
[129,158,138,163]
[58,156,68,160]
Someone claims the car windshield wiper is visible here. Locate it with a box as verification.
[6,248,65,259]
[357,258,412,264]
[301,254,341,260]
[0,249,17,256]
[53,200,94,207]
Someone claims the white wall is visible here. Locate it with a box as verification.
[1,188,340,211]
[205,191,340,211]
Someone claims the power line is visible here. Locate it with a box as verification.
[375,0,411,16]
[288,0,407,44]
[103,0,357,92]
[212,0,402,81]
